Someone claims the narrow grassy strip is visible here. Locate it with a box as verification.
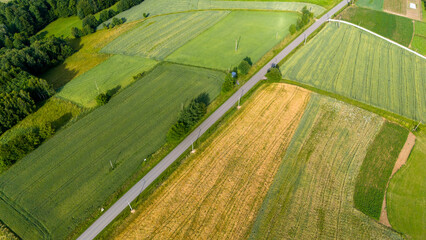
[354,122,409,220]
[101,0,325,26]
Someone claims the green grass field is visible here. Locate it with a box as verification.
[57,55,158,107]
[281,23,426,122]
[387,130,426,239]
[100,11,230,60]
[249,94,401,239]
[411,35,426,55]
[353,122,408,219]
[101,0,325,26]
[0,63,224,240]
[167,11,299,70]
[356,0,384,11]
[339,6,413,46]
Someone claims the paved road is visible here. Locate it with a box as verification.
[77,1,349,239]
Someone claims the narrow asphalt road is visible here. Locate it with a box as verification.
[77,1,349,239]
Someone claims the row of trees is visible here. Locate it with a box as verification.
[289,6,314,35]
[167,93,210,142]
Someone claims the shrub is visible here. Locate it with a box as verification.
[265,67,282,81]
[222,73,236,92]
[289,24,297,35]
[238,60,251,75]
[96,93,110,106]
[82,14,99,29]
[71,27,83,38]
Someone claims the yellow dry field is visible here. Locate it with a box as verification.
[115,84,310,239]
[42,20,141,89]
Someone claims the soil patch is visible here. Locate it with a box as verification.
[379,132,416,226]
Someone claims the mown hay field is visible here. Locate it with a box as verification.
[101,11,230,60]
[100,0,325,26]
[114,84,310,239]
[0,63,224,240]
[57,55,158,107]
[250,94,401,239]
[281,23,426,122]
[338,6,413,46]
[353,122,408,219]
[167,11,299,70]
[387,130,426,239]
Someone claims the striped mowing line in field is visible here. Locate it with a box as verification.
[329,20,425,59]
[281,23,426,122]
[100,11,230,60]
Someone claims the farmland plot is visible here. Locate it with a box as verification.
[167,11,299,70]
[100,0,324,26]
[387,131,426,239]
[114,84,310,239]
[57,55,158,107]
[101,11,229,60]
[281,23,426,122]
[250,94,402,239]
[0,63,224,240]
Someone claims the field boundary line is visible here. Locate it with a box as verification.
[328,19,426,59]
[379,132,416,227]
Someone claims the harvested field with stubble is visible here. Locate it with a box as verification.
[250,94,402,239]
[114,84,311,240]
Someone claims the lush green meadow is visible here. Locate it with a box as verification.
[57,55,158,107]
[167,11,298,70]
[249,94,401,239]
[387,130,426,239]
[101,0,325,26]
[356,0,384,11]
[0,63,224,240]
[339,6,413,46]
[412,21,426,55]
[353,122,408,219]
[281,23,426,122]
[101,11,230,60]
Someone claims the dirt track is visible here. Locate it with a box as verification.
[379,132,416,227]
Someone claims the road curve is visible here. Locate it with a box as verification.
[77,1,349,239]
